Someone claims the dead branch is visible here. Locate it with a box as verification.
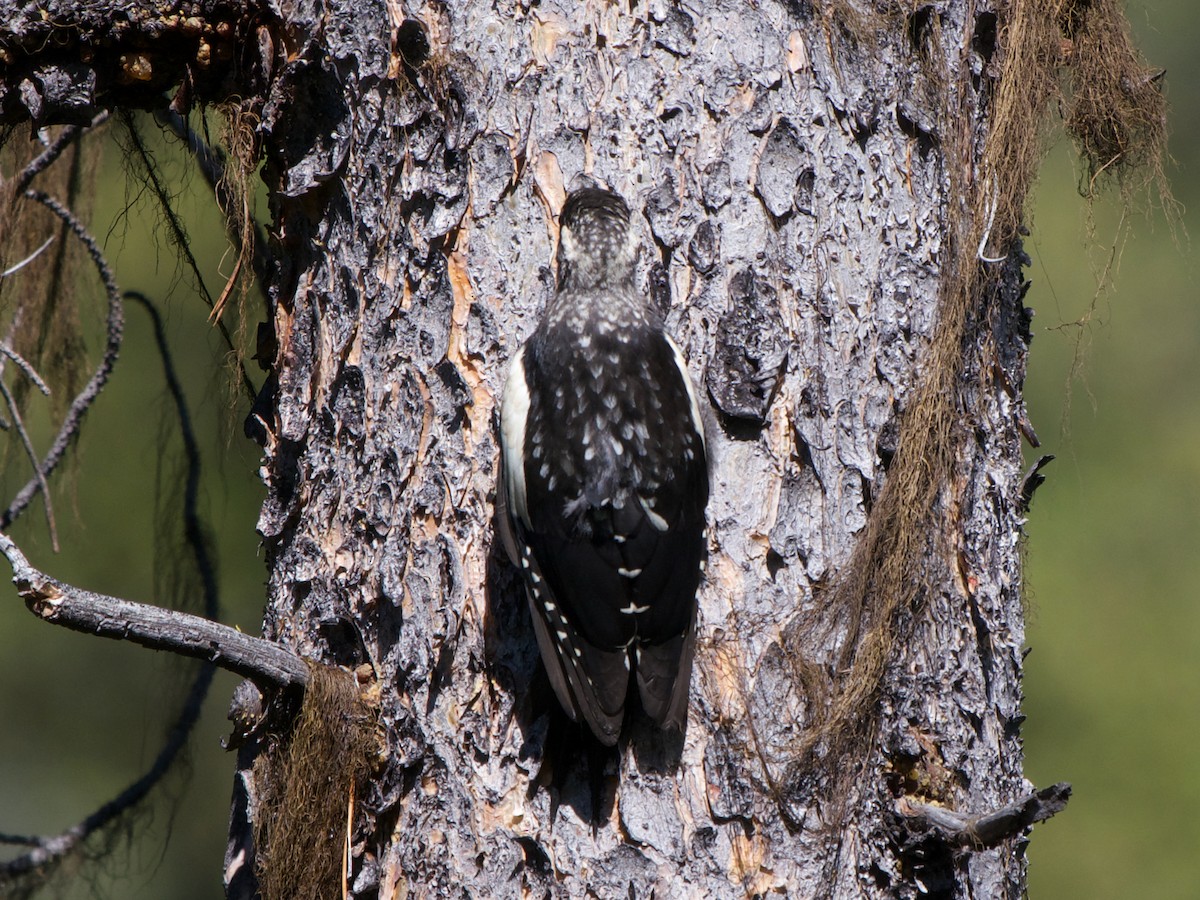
[0,235,54,280]
[897,782,1072,849]
[0,532,309,689]
[1,189,123,528]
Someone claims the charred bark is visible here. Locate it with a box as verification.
[1,0,1111,897]
[233,2,1044,896]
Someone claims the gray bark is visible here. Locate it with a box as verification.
[241,1,1035,897]
[0,0,1046,897]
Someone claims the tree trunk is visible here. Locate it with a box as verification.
[233,1,1038,896]
[1,0,1082,896]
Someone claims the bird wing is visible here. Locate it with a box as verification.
[499,348,630,744]
[500,327,708,742]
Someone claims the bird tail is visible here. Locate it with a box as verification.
[634,605,696,733]
[525,588,628,746]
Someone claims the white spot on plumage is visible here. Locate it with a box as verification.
[556,629,568,641]
[640,495,669,531]
[584,445,595,461]
[620,600,651,614]
[617,567,642,578]
[612,440,624,456]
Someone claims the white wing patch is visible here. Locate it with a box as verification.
[500,348,532,528]
[665,334,705,449]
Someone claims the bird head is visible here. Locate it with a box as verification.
[556,187,638,291]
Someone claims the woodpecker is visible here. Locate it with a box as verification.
[497,186,709,746]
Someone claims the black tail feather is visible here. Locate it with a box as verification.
[634,608,696,733]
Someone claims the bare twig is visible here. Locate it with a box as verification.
[1019,454,1055,513]
[1,190,124,529]
[977,178,1007,264]
[896,782,1072,849]
[0,235,55,278]
[212,252,244,323]
[0,833,41,847]
[122,113,219,312]
[0,379,58,550]
[0,531,308,688]
[0,342,52,395]
[153,107,272,298]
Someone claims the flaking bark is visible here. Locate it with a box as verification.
[235,2,1040,897]
[1,0,1119,896]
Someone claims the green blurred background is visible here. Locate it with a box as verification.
[1022,3,1200,896]
[0,2,1196,896]
[0,116,269,897]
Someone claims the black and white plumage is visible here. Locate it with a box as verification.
[497,187,709,746]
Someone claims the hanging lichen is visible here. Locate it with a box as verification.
[777,0,1171,813]
[253,664,379,900]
